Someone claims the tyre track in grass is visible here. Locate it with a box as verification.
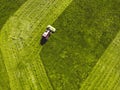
[0,0,72,89]
[80,31,120,90]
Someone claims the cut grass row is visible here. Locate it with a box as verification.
[0,0,27,89]
[0,50,10,90]
[0,0,72,89]
[80,31,120,90]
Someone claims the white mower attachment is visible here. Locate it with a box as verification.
[47,25,56,33]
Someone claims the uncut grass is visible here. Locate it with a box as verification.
[40,0,120,89]
[0,0,27,30]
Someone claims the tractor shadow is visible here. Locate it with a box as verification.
[40,37,48,45]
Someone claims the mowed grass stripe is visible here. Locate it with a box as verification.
[15,0,73,64]
[1,7,48,90]
[1,0,70,88]
[80,32,120,90]
[1,0,72,89]
[81,48,119,89]
[113,77,120,90]
[19,0,72,46]
[80,40,119,89]
[89,50,119,89]
[97,56,119,88]
[0,50,10,90]
[104,72,119,89]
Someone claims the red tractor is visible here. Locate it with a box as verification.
[42,25,56,40]
[40,25,56,45]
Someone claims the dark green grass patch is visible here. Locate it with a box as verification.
[40,0,120,89]
[0,0,27,30]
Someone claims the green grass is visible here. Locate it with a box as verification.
[80,31,120,90]
[40,0,120,89]
[0,0,72,89]
[0,50,10,90]
[0,0,27,89]
[1,0,120,90]
[0,0,27,30]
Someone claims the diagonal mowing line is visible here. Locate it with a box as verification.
[80,30,120,90]
[0,0,73,90]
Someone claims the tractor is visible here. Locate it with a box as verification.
[42,25,56,40]
[40,25,56,45]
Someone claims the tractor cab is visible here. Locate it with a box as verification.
[42,25,56,40]
[40,25,56,45]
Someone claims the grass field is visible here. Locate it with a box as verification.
[0,0,120,90]
[0,0,27,30]
[0,0,27,89]
[0,0,72,89]
[41,0,120,89]
[81,31,120,90]
[0,50,10,90]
